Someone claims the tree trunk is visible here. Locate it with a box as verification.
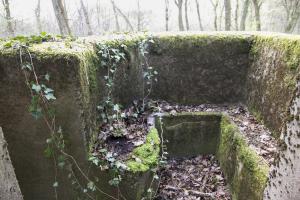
[210,0,219,31]
[35,0,42,33]
[1,0,14,36]
[111,0,134,31]
[51,0,72,35]
[251,0,261,31]
[96,0,101,28]
[283,0,300,33]
[111,0,120,31]
[234,0,239,30]
[80,0,93,35]
[137,0,141,31]
[165,0,170,31]
[224,0,231,30]
[184,0,190,30]
[240,0,250,30]
[195,0,204,31]
[175,0,185,31]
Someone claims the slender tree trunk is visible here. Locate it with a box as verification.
[224,0,231,30]
[111,0,120,31]
[210,0,219,31]
[35,0,42,33]
[1,0,14,36]
[111,0,134,31]
[283,0,300,33]
[240,0,250,30]
[234,0,239,30]
[80,0,93,35]
[51,0,72,35]
[285,12,300,33]
[165,0,169,31]
[96,0,101,28]
[195,0,204,31]
[174,0,185,31]
[251,0,261,31]
[219,3,225,30]
[137,0,141,31]
[184,0,190,30]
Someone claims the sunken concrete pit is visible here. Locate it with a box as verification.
[155,111,269,200]
[1,32,300,199]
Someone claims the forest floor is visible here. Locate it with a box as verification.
[155,155,231,200]
[94,101,278,199]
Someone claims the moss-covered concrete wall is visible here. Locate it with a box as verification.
[2,32,300,199]
[246,34,300,136]
[263,81,300,200]
[0,44,98,199]
[106,33,251,105]
[218,116,269,200]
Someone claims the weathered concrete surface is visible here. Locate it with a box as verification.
[110,34,252,105]
[158,113,221,157]
[246,35,300,136]
[0,52,91,199]
[264,81,300,200]
[0,127,23,200]
[2,32,300,199]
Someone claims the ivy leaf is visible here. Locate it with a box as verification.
[53,182,59,188]
[87,181,96,191]
[32,84,41,93]
[21,63,32,71]
[113,104,120,111]
[44,87,54,94]
[45,93,56,100]
[45,73,50,81]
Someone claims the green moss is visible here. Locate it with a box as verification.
[218,116,269,200]
[126,128,160,173]
[156,33,250,52]
[248,105,264,124]
[252,35,300,70]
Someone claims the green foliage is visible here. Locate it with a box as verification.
[126,128,160,173]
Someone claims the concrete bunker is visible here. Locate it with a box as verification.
[0,32,300,199]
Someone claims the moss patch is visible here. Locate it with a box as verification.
[126,128,160,173]
[218,115,269,200]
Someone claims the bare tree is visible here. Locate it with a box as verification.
[174,0,185,31]
[96,0,101,28]
[224,0,231,30]
[110,0,134,31]
[210,0,220,31]
[251,0,262,31]
[195,0,204,31]
[51,0,72,35]
[137,0,141,31]
[282,0,300,33]
[184,0,190,30]
[234,0,239,30]
[165,0,170,31]
[35,0,42,33]
[80,0,93,35]
[240,0,250,30]
[111,0,120,31]
[219,2,225,30]
[1,0,14,36]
